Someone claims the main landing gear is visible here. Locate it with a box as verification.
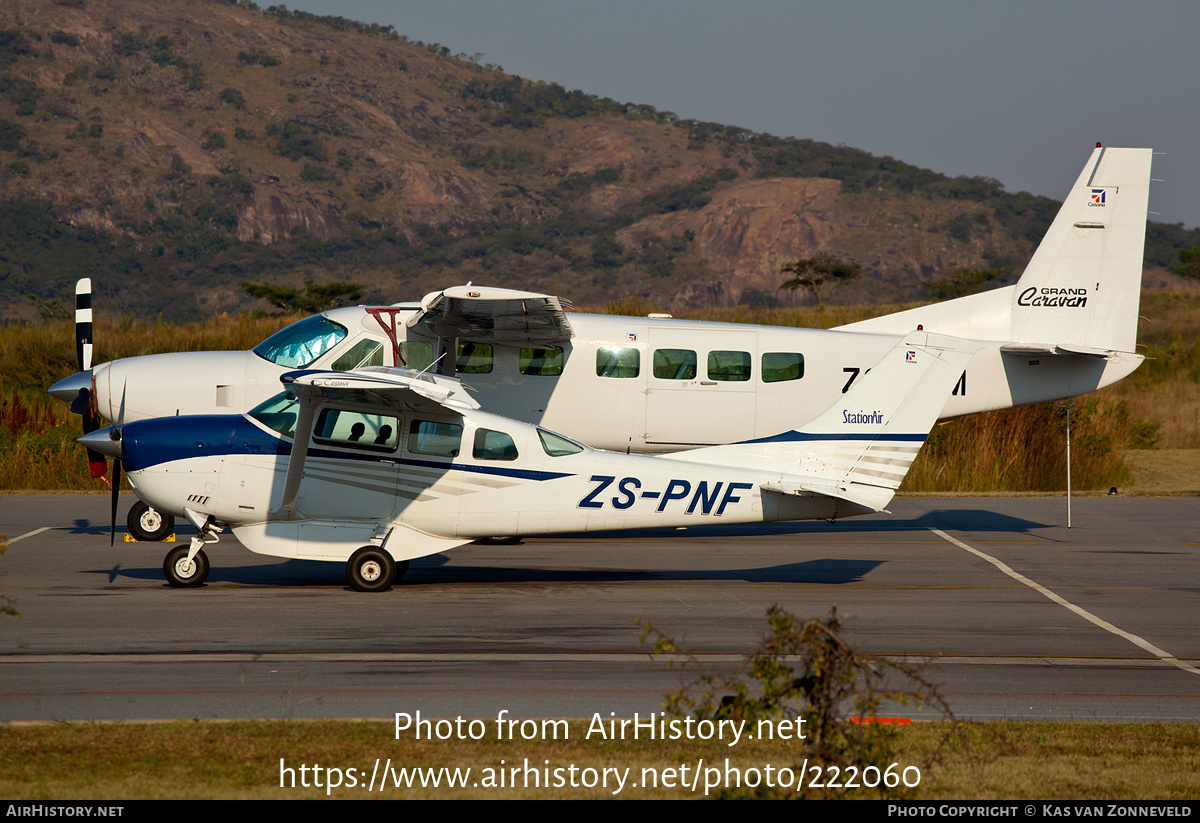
[346,546,409,593]
[128,500,175,542]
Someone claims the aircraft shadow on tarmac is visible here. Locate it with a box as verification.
[76,507,1048,589]
[69,507,1050,542]
[562,508,1051,538]
[85,554,885,588]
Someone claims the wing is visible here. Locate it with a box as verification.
[271,367,480,519]
[405,284,575,346]
[281,366,481,410]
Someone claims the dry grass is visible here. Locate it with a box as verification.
[1,720,1197,800]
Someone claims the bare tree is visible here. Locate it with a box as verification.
[779,255,861,311]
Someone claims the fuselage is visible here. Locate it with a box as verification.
[119,405,852,564]
[90,305,1142,455]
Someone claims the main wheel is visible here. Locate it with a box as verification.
[475,536,522,546]
[163,546,209,588]
[347,546,396,593]
[128,500,175,542]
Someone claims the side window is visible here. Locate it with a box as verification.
[408,420,463,457]
[473,428,518,461]
[708,350,751,382]
[400,341,493,373]
[400,341,433,371]
[653,348,697,380]
[331,338,385,371]
[762,352,804,383]
[538,428,584,457]
[596,347,640,378]
[313,408,399,451]
[520,346,564,376]
[248,391,299,437]
[457,341,494,374]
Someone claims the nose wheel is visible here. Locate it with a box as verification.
[163,546,209,588]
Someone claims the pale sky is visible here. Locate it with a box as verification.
[288,0,1200,229]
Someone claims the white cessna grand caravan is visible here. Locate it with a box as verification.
[54,146,1152,540]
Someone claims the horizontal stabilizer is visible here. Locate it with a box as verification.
[999,343,1115,358]
[761,480,892,513]
[668,332,982,514]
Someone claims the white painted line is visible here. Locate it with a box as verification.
[930,528,1200,676]
[6,527,51,545]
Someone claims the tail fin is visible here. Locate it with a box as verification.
[1010,146,1152,353]
[832,147,1152,350]
[669,332,981,509]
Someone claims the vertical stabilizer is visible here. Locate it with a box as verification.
[1010,147,1152,353]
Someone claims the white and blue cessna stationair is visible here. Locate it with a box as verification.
[80,332,979,591]
[53,146,1153,539]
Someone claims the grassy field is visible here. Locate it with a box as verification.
[2,719,1197,800]
[2,291,1197,492]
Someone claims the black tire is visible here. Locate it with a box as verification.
[346,546,396,592]
[164,546,209,588]
[128,500,175,542]
[475,536,522,546]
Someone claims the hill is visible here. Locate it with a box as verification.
[1,0,1198,321]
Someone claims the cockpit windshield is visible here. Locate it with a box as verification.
[248,390,299,437]
[252,315,348,368]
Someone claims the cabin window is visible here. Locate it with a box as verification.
[653,348,697,380]
[596,346,640,378]
[313,408,399,451]
[401,340,494,373]
[252,315,348,368]
[761,352,805,383]
[473,428,518,461]
[520,346,564,376]
[248,391,299,437]
[400,341,433,371]
[331,337,385,371]
[707,350,751,382]
[457,341,494,374]
[408,420,463,457]
[537,428,584,457]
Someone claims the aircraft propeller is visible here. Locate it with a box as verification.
[77,423,124,546]
[58,279,110,481]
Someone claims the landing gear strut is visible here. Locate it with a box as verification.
[161,508,221,589]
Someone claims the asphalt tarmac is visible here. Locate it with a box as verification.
[2,494,1198,723]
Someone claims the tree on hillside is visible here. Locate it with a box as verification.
[1175,247,1200,281]
[241,279,363,314]
[923,266,1008,301]
[778,255,861,311]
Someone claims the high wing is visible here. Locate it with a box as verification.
[272,367,480,519]
[282,366,481,410]
[405,285,575,370]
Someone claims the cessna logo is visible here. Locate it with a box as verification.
[843,410,883,424]
[1018,287,1088,308]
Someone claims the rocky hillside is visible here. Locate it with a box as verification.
[1,0,1197,321]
